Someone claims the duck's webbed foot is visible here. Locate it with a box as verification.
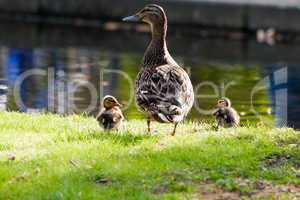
[171,123,178,136]
[147,118,151,134]
[212,124,219,131]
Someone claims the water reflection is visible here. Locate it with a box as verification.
[0,23,298,128]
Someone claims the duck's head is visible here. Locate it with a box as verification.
[213,97,231,115]
[102,95,122,109]
[217,97,231,108]
[123,4,167,28]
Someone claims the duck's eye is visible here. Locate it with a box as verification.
[141,9,160,18]
[141,8,152,13]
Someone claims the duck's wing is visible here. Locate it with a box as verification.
[226,108,240,126]
[111,107,124,122]
[96,108,124,129]
[135,64,194,123]
[96,109,105,123]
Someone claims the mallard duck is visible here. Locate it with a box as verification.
[96,95,124,130]
[123,4,194,135]
[213,97,240,128]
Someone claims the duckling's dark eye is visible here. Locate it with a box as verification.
[105,98,113,103]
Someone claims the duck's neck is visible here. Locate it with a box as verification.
[143,22,169,67]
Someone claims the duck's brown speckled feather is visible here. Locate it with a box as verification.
[135,63,194,123]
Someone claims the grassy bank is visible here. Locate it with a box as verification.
[0,112,299,199]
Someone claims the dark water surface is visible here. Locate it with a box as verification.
[0,22,299,128]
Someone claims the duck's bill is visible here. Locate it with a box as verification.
[114,101,123,107]
[122,15,140,22]
[117,103,123,107]
[212,108,219,115]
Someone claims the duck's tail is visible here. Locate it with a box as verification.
[151,105,184,123]
[157,113,184,123]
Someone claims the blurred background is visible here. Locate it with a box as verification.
[0,0,299,128]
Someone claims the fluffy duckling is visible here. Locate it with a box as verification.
[96,95,124,130]
[213,97,240,128]
[123,4,194,136]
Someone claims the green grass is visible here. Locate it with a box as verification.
[0,112,299,199]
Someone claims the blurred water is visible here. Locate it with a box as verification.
[0,22,298,128]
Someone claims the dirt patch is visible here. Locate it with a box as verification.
[252,183,300,199]
[153,170,193,194]
[264,153,292,168]
[194,179,300,200]
[261,152,300,172]
[193,181,240,200]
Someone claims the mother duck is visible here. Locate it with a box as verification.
[123,4,194,135]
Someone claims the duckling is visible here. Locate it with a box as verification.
[123,4,194,136]
[96,95,124,130]
[213,97,240,128]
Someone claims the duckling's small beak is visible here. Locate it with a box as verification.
[212,107,219,115]
[122,15,140,22]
